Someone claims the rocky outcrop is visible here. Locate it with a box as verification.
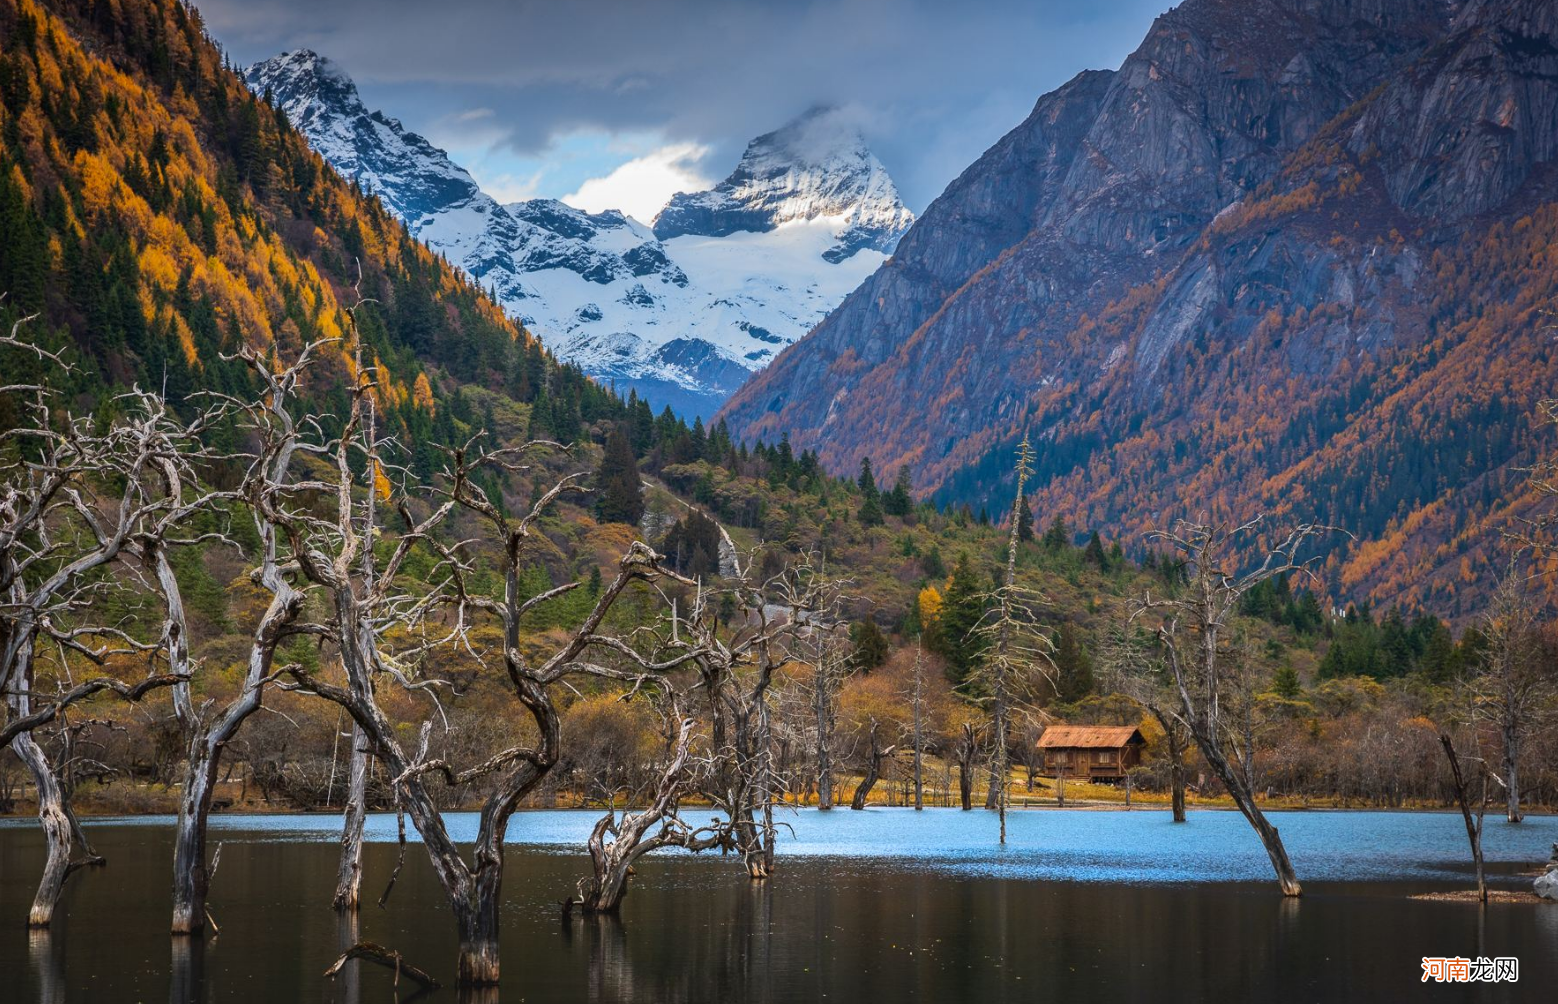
[1536,843,1558,901]
[720,0,1558,615]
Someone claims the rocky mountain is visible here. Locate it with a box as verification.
[720,0,1558,616]
[246,55,912,417]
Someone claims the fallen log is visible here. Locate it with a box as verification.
[323,941,440,990]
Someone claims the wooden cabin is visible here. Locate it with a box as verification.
[1037,725,1146,781]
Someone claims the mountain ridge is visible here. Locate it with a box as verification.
[719,0,1558,616]
[245,53,913,418]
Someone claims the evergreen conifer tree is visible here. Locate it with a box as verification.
[595,425,644,525]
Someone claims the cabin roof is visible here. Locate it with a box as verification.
[1036,725,1144,749]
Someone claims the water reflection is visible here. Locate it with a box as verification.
[169,934,204,1004]
[331,910,359,1004]
[1,814,1555,1002]
[29,927,65,1004]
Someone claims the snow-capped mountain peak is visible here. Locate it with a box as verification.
[247,50,483,225]
[654,105,914,262]
[244,56,913,418]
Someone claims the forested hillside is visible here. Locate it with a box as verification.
[0,0,641,474]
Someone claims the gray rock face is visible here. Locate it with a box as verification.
[1536,853,1558,901]
[718,0,1558,615]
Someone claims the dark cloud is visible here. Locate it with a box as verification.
[197,0,1166,209]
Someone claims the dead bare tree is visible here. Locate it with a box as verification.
[1101,625,1192,822]
[1471,571,1552,824]
[966,436,1052,843]
[569,697,725,914]
[0,324,210,926]
[811,630,841,810]
[848,718,896,810]
[682,554,841,878]
[955,721,976,811]
[1439,731,1489,902]
[262,336,699,984]
[140,345,330,936]
[1133,517,1338,897]
[909,641,926,810]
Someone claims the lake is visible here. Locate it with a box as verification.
[2,807,1555,1002]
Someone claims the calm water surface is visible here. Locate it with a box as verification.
[2,807,1555,1002]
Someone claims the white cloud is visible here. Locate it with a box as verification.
[477,170,545,204]
[563,142,712,223]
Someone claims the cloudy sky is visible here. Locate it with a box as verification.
[198,0,1166,221]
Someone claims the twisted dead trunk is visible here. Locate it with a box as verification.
[333,725,369,911]
[11,729,98,928]
[572,717,721,914]
[956,723,975,811]
[7,653,103,929]
[169,546,301,935]
[849,721,894,810]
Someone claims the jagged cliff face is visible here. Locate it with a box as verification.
[721,0,1558,615]
[245,57,912,418]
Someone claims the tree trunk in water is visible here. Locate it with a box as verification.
[12,730,83,928]
[1440,733,1487,902]
[1201,738,1300,896]
[456,882,502,986]
[957,723,974,811]
[850,725,891,810]
[1503,738,1521,824]
[334,725,369,911]
[1169,732,1187,823]
[912,740,924,811]
[171,747,222,935]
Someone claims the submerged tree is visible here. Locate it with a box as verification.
[570,695,725,914]
[249,331,695,985]
[1100,625,1191,822]
[1471,571,1552,823]
[0,323,204,927]
[1133,517,1337,896]
[965,436,1053,844]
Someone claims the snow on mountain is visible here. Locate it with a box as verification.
[245,52,913,418]
[653,105,915,263]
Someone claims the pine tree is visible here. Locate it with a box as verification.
[858,457,879,499]
[1272,664,1302,699]
[595,425,644,525]
[857,457,884,526]
[1017,496,1034,542]
[1042,515,1070,552]
[850,617,889,671]
[933,554,988,684]
[1083,531,1108,567]
[1052,622,1094,703]
[859,490,884,527]
[884,465,913,517]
